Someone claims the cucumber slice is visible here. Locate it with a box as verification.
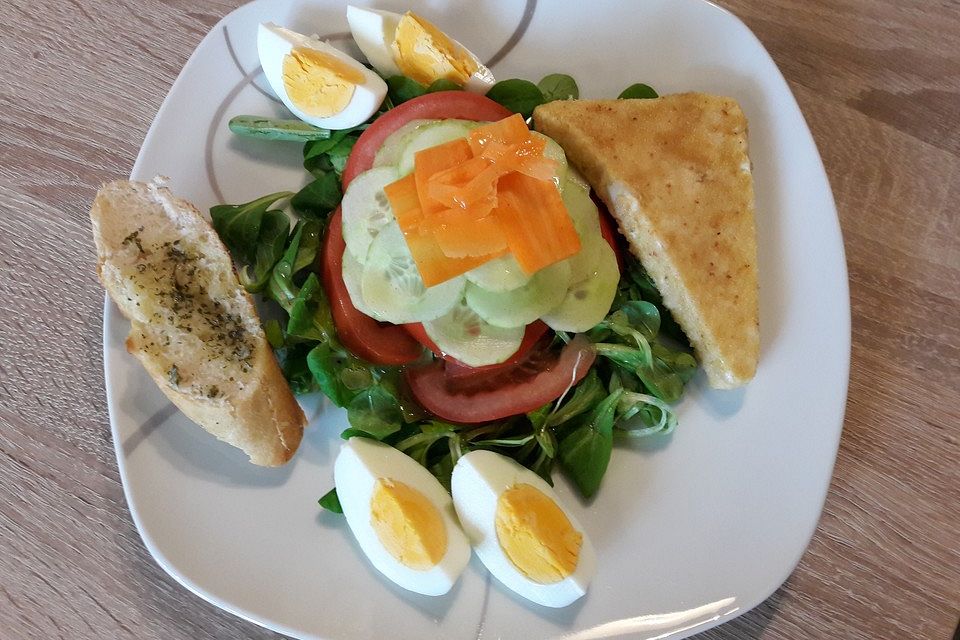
[562,174,602,240]
[530,130,568,191]
[564,164,591,192]
[560,179,604,282]
[422,298,525,367]
[465,253,531,292]
[361,222,465,323]
[465,260,571,328]
[397,120,479,176]
[563,230,605,285]
[341,167,398,263]
[373,119,436,168]
[342,246,382,320]
[542,243,620,332]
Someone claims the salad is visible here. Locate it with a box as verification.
[211,6,697,606]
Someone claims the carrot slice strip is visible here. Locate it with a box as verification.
[426,157,502,210]
[384,173,492,286]
[468,113,530,155]
[413,138,473,217]
[494,172,581,274]
[479,138,557,182]
[431,212,508,258]
[420,196,497,233]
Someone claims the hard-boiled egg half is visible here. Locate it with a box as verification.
[257,23,387,129]
[346,6,495,93]
[334,437,471,595]
[451,451,596,607]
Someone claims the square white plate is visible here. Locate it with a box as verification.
[105,0,850,638]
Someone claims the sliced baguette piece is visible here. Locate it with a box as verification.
[91,178,305,465]
[534,93,759,388]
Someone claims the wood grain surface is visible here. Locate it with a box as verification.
[1,0,957,638]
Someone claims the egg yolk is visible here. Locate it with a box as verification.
[495,484,582,584]
[370,478,447,571]
[281,47,366,118]
[392,12,478,87]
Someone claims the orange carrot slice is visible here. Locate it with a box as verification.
[383,173,492,286]
[384,172,424,230]
[413,138,473,217]
[431,211,508,258]
[479,138,557,182]
[468,113,530,155]
[426,157,501,210]
[494,172,581,274]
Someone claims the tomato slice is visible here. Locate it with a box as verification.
[319,208,422,365]
[343,91,513,189]
[593,195,625,273]
[403,320,549,372]
[404,336,597,423]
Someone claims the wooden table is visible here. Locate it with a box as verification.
[2,0,957,638]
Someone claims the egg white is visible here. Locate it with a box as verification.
[334,437,471,596]
[451,450,597,608]
[257,22,386,129]
[345,6,495,94]
[346,5,403,78]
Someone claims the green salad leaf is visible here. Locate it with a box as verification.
[228,115,333,142]
[307,343,366,407]
[385,76,484,106]
[210,191,293,264]
[291,172,342,219]
[426,79,461,93]
[538,73,579,102]
[618,83,659,99]
[287,273,335,342]
[347,385,403,439]
[263,319,285,349]
[239,210,290,292]
[486,78,545,118]
[386,75,428,104]
[558,389,623,498]
[318,488,343,513]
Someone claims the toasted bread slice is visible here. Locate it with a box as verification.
[91,178,305,465]
[534,93,758,388]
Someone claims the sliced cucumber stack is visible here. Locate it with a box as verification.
[339,120,622,358]
[397,120,479,176]
[341,166,398,262]
[542,243,620,332]
[422,298,525,366]
[465,260,572,328]
[361,222,464,323]
[465,253,531,292]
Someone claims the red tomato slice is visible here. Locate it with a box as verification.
[404,336,597,423]
[402,321,549,372]
[320,208,422,365]
[342,91,513,189]
[593,195,625,273]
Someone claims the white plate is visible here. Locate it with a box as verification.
[104,0,850,638]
